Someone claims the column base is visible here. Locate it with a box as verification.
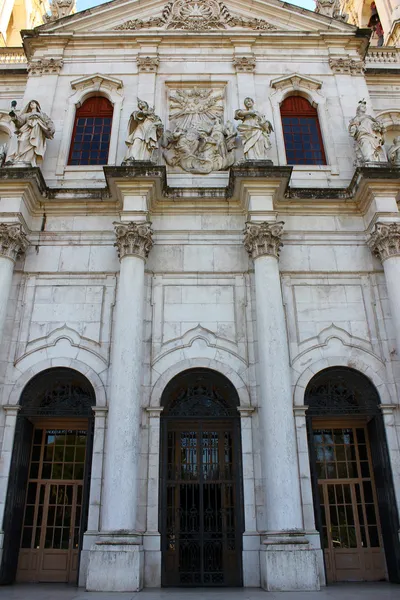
[260,532,320,591]
[86,533,144,592]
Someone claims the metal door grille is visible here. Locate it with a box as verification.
[161,419,242,586]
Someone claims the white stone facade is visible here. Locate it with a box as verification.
[0,0,399,592]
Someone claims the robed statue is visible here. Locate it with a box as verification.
[5,100,55,167]
[123,99,163,164]
[388,136,400,166]
[348,100,387,165]
[234,97,273,161]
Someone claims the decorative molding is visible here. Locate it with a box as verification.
[232,56,256,73]
[270,73,322,92]
[293,405,308,418]
[0,223,29,262]
[146,407,164,417]
[3,405,21,416]
[379,404,396,416]
[329,58,364,75]
[237,406,256,417]
[27,58,64,76]
[114,0,277,31]
[136,56,159,73]
[368,222,400,262]
[243,221,284,259]
[71,73,123,95]
[114,221,153,260]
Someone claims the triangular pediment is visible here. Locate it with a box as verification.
[33,0,356,36]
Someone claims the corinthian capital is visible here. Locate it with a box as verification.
[243,221,284,259]
[114,221,153,260]
[368,222,400,262]
[0,223,29,262]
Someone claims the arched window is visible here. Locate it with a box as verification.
[280,96,326,166]
[68,96,113,166]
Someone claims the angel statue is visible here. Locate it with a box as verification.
[122,99,163,164]
[234,98,273,161]
[348,100,387,165]
[388,136,400,166]
[5,100,55,167]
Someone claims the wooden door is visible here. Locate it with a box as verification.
[313,422,387,582]
[16,426,87,583]
[161,419,242,586]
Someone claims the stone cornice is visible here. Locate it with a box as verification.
[368,222,400,262]
[0,223,29,262]
[114,221,153,260]
[243,221,284,259]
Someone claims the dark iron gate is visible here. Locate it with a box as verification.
[160,369,243,587]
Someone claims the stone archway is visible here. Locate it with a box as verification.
[159,368,244,587]
[0,367,96,585]
[305,366,400,584]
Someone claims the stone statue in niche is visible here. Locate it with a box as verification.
[388,136,400,166]
[162,88,237,174]
[348,100,387,165]
[5,100,55,167]
[122,99,164,164]
[234,97,273,161]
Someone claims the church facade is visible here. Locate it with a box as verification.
[0,0,399,592]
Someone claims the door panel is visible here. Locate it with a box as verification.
[161,420,242,587]
[314,424,387,583]
[16,428,87,583]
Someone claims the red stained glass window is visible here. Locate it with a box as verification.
[280,96,326,166]
[68,96,113,166]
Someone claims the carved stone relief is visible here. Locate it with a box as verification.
[44,0,75,22]
[114,221,154,260]
[28,58,64,76]
[233,56,256,72]
[114,0,277,31]
[368,222,400,262]
[0,223,29,262]
[243,221,284,259]
[136,56,159,73]
[329,58,364,75]
[315,0,345,19]
[162,88,236,174]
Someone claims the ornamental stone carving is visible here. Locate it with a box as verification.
[114,0,277,31]
[388,136,400,166]
[162,88,236,174]
[348,100,387,165]
[0,223,29,262]
[315,0,343,19]
[234,98,273,161]
[243,221,284,259]
[368,222,400,262]
[44,0,75,22]
[122,100,163,164]
[114,222,153,260]
[329,58,364,75]
[28,58,64,76]
[233,56,256,73]
[136,56,159,73]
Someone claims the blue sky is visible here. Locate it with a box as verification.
[76,0,315,14]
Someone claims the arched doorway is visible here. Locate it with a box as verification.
[160,368,244,587]
[0,368,95,585]
[305,367,400,584]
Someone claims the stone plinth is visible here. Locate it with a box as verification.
[86,538,144,592]
[260,535,320,592]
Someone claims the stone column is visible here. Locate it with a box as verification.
[86,221,153,593]
[244,221,319,591]
[368,222,400,358]
[0,223,28,341]
[0,406,20,544]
